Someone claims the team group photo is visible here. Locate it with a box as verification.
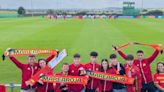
[0,0,164,92]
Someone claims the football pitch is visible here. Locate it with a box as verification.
[0,17,164,86]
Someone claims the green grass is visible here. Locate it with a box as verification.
[0,17,164,91]
[0,11,17,14]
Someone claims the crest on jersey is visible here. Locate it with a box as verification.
[143,63,146,66]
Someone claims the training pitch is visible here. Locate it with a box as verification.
[0,17,164,86]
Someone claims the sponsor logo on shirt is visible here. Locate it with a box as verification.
[143,63,146,67]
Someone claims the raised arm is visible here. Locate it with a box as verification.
[45,54,55,62]
[45,50,58,62]
[113,45,127,60]
[146,49,159,64]
[9,56,24,69]
[117,50,127,60]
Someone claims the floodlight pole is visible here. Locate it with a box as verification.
[141,0,143,13]
[30,0,34,17]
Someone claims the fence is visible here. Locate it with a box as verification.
[5,83,21,92]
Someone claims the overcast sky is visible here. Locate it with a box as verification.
[0,0,164,9]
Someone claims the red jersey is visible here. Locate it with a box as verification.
[9,55,55,89]
[54,72,71,92]
[118,49,159,84]
[84,62,100,90]
[69,64,85,92]
[154,73,164,88]
[36,69,54,92]
[124,64,142,92]
[99,68,115,92]
[0,84,6,92]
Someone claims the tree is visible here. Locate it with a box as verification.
[17,6,26,16]
[142,9,148,12]
[47,9,54,15]
[76,11,87,15]
[146,10,163,16]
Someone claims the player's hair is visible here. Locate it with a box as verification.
[90,51,98,57]
[137,50,144,54]
[100,59,110,72]
[38,58,47,68]
[73,53,80,58]
[156,62,164,73]
[126,54,134,60]
[28,55,36,60]
[28,54,35,57]
[62,62,69,66]
[109,54,117,59]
